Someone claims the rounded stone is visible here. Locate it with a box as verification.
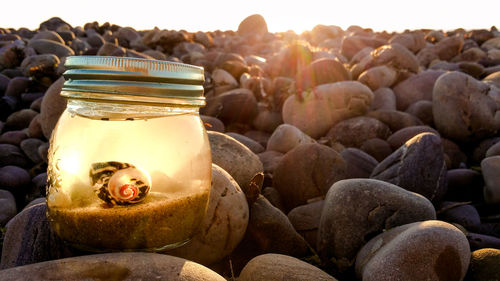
[341,35,386,60]
[40,76,66,139]
[208,131,263,195]
[27,39,74,58]
[360,138,393,162]
[0,165,31,193]
[437,202,481,231]
[393,70,445,110]
[386,125,439,149]
[467,248,500,281]
[296,58,351,92]
[340,148,378,179]
[0,130,28,146]
[252,108,283,133]
[355,220,470,281]
[0,189,16,226]
[367,43,420,74]
[226,132,264,154]
[0,144,31,168]
[237,14,268,37]
[266,124,315,154]
[405,100,434,126]
[485,141,500,157]
[166,164,248,265]
[27,114,43,139]
[481,156,500,204]
[432,71,500,142]
[282,81,374,139]
[388,31,426,53]
[0,252,226,280]
[238,254,337,281]
[20,138,44,164]
[434,35,464,60]
[370,87,396,111]
[317,179,436,271]
[200,115,224,133]
[4,109,38,132]
[367,110,423,132]
[31,31,65,44]
[20,54,60,78]
[326,116,391,148]
[370,133,447,202]
[358,65,397,90]
[287,200,324,248]
[202,88,258,125]
[211,68,238,87]
[257,150,283,175]
[246,195,310,257]
[4,77,31,98]
[273,143,347,211]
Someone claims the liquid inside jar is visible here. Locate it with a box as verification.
[46,107,211,251]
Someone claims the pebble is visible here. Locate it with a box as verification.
[437,202,481,231]
[0,252,226,280]
[282,81,374,138]
[226,132,264,154]
[20,54,60,78]
[371,132,447,202]
[485,140,500,157]
[31,31,65,44]
[200,115,225,132]
[202,88,258,125]
[405,100,434,126]
[433,71,500,142]
[238,254,337,281]
[246,195,310,257]
[0,144,31,168]
[27,39,74,58]
[296,58,351,92]
[27,114,43,139]
[208,131,263,195]
[386,125,439,149]
[39,76,65,139]
[3,109,38,132]
[252,108,283,133]
[273,143,346,211]
[237,14,268,38]
[392,70,445,110]
[481,156,500,204]
[0,130,28,146]
[370,87,396,111]
[261,186,285,211]
[287,200,324,247]
[317,178,436,271]
[340,148,378,179]
[358,65,397,90]
[266,124,315,153]
[4,77,31,98]
[355,220,470,281]
[341,35,386,60]
[367,109,423,132]
[0,202,72,269]
[0,189,16,226]
[360,138,393,162]
[326,116,391,148]
[19,138,44,164]
[166,164,248,265]
[467,248,500,280]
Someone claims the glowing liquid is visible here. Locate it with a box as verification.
[46,109,212,251]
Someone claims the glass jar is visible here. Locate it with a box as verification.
[46,56,211,252]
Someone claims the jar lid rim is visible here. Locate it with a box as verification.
[62,56,205,105]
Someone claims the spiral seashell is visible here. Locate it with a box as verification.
[90,161,151,206]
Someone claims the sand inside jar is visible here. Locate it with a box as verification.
[47,191,209,251]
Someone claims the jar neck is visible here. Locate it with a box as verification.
[66,99,199,120]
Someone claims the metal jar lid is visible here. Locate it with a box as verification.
[61,56,205,106]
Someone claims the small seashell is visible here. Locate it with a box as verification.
[90,161,151,206]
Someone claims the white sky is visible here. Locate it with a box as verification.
[1,0,499,33]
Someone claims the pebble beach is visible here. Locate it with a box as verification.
[0,14,499,280]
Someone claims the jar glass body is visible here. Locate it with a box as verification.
[46,97,212,251]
